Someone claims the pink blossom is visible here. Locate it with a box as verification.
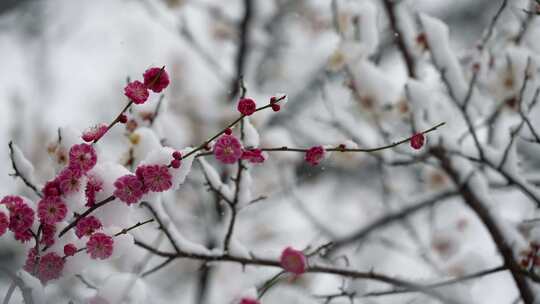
[82,123,108,143]
[136,164,173,192]
[42,180,62,197]
[113,174,145,205]
[69,143,98,172]
[0,212,8,236]
[143,67,170,93]
[23,248,38,273]
[8,202,34,233]
[64,243,77,257]
[118,114,128,124]
[58,167,83,195]
[75,216,102,239]
[280,247,307,275]
[410,133,425,150]
[304,146,325,166]
[14,229,33,243]
[170,159,181,169]
[241,149,266,164]
[37,196,67,225]
[124,80,149,104]
[240,298,260,304]
[213,135,243,164]
[38,252,64,283]
[172,151,182,160]
[237,98,257,116]
[86,233,114,260]
[85,175,103,207]
[0,195,24,211]
[40,224,56,247]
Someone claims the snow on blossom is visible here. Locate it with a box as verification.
[140,146,194,191]
[82,123,108,143]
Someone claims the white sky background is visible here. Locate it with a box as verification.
[0,0,538,303]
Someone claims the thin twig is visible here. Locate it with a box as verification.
[328,190,457,254]
[229,0,253,99]
[8,141,42,198]
[0,268,34,304]
[478,0,509,49]
[57,195,116,238]
[141,258,175,277]
[383,0,416,78]
[75,275,97,290]
[363,265,506,297]
[432,147,535,304]
[133,240,459,303]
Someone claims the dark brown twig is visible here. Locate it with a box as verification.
[328,190,457,254]
[432,147,534,304]
[8,141,42,198]
[1,267,34,304]
[229,0,253,99]
[383,0,416,78]
[57,195,116,238]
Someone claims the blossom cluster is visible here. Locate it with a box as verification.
[0,64,432,303]
[0,66,171,285]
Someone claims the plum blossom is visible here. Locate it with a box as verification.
[240,298,260,304]
[143,67,170,93]
[42,180,62,198]
[410,133,425,150]
[64,243,77,257]
[14,229,32,243]
[40,224,56,247]
[76,216,103,238]
[37,196,67,225]
[214,135,243,164]
[241,149,266,164]
[85,174,103,207]
[82,123,108,143]
[0,211,8,236]
[0,195,24,211]
[38,252,65,283]
[237,98,257,116]
[23,248,38,273]
[58,167,83,195]
[305,146,325,166]
[280,247,307,275]
[69,143,97,172]
[124,80,149,104]
[86,232,114,260]
[8,202,34,233]
[113,174,145,205]
[136,164,173,192]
